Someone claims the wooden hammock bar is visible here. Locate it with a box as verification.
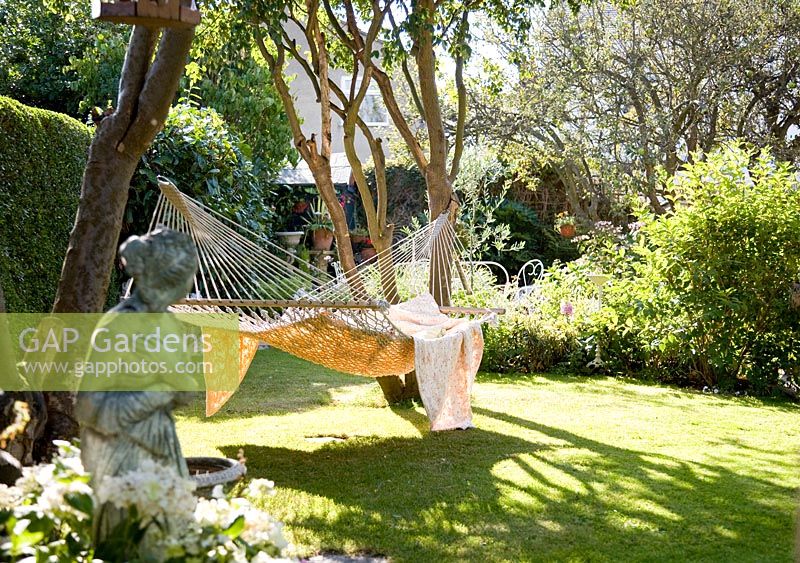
[177,298,386,310]
[177,298,505,316]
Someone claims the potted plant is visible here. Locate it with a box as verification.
[304,199,335,250]
[350,227,369,246]
[360,238,377,260]
[554,211,577,238]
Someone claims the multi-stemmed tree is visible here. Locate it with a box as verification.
[248,0,545,304]
[247,0,542,399]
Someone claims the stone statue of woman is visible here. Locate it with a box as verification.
[75,227,199,542]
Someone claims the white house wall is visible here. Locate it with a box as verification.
[283,22,391,167]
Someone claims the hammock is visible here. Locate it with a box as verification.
[149,179,497,414]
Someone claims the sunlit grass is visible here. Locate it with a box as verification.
[177,349,800,562]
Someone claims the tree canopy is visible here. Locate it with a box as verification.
[0,0,296,178]
[469,0,800,220]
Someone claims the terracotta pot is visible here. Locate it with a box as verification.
[559,224,577,238]
[312,228,334,250]
[360,247,377,260]
[350,234,367,245]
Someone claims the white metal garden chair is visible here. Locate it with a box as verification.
[514,259,545,301]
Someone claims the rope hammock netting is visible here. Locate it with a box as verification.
[149,179,497,414]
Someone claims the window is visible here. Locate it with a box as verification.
[341,77,389,126]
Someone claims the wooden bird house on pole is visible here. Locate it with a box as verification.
[92,0,200,28]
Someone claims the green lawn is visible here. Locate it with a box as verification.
[177,348,800,562]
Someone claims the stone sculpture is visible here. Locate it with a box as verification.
[75,227,199,541]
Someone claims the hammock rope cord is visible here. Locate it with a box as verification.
[151,179,471,377]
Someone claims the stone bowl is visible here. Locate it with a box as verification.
[186,456,246,489]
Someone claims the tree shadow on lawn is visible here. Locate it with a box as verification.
[478,372,800,415]
[179,349,380,419]
[222,407,794,562]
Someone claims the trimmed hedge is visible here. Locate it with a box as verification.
[0,96,92,312]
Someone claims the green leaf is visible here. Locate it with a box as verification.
[11,517,51,553]
[65,492,94,516]
[222,514,245,539]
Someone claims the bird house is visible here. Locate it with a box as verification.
[91,0,200,28]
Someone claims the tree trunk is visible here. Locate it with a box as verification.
[425,167,455,306]
[415,0,455,307]
[375,233,399,303]
[38,26,194,454]
[377,371,419,403]
[307,160,363,293]
[54,155,141,313]
[54,26,193,312]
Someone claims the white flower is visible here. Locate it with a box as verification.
[245,478,276,499]
[36,478,92,517]
[95,459,197,523]
[16,463,54,494]
[6,442,294,561]
[194,496,290,555]
[0,484,21,509]
[14,459,92,520]
[194,497,232,528]
[58,455,85,476]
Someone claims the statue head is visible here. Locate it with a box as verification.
[119,227,198,312]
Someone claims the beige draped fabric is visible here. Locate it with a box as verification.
[388,294,487,431]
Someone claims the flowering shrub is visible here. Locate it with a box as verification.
[0,442,292,562]
[619,145,800,392]
[557,145,800,393]
[480,262,598,373]
[482,310,578,373]
[96,459,198,522]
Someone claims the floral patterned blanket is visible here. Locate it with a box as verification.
[388,294,490,431]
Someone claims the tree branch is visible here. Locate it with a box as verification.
[308,1,332,160]
[281,27,322,102]
[118,28,194,157]
[322,0,355,49]
[449,17,468,182]
[386,7,425,118]
[114,26,158,124]
[371,66,429,171]
[415,0,448,188]
[255,27,311,162]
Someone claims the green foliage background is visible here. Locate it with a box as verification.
[595,145,800,393]
[0,96,91,312]
[0,0,295,179]
[480,146,800,396]
[0,98,280,312]
[127,103,277,238]
[0,0,102,117]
